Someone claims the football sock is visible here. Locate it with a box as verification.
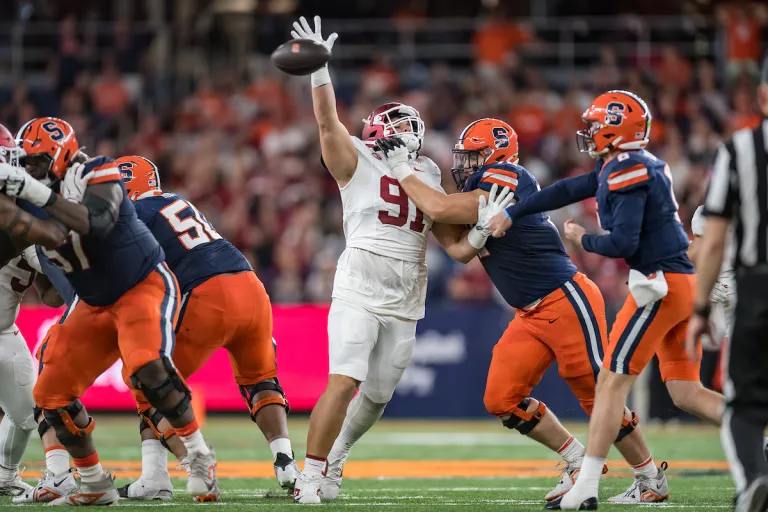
[561,455,604,507]
[45,445,71,476]
[141,439,169,481]
[303,455,327,478]
[557,436,586,466]
[73,453,103,484]
[176,420,210,455]
[269,437,293,462]
[328,392,386,463]
[0,415,32,478]
[632,455,658,479]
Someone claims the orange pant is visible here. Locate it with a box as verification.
[34,264,180,409]
[604,272,699,381]
[484,272,607,417]
[126,271,276,413]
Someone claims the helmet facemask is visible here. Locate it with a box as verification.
[451,149,487,190]
[364,104,425,155]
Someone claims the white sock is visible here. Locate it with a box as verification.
[557,436,586,466]
[0,416,33,479]
[179,429,210,456]
[632,455,657,479]
[45,447,71,476]
[567,455,604,500]
[141,439,169,481]
[270,437,292,461]
[328,392,386,463]
[303,456,327,478]
[77,463,104,484]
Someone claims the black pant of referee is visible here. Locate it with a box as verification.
[722,266,768,504]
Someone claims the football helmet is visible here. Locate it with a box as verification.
[117,155,162,201]
[576,90,651,158]
[15,118,79,182]
[0,124,23,166]
[362,102,425,155]
[452,118,519,190]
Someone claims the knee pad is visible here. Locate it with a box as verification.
[130,358,191,421]
[500,398,547,436]
[615,411,639,443]
[42,400,95,442]
[239,378,290,422]
[139,409,176,450]
[35,407,50,439]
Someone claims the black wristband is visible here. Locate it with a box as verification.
[694,303,711,318]
[43,192,57,208]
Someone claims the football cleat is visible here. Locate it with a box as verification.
[545,496,598,510]
[117,476,173,501]
[47,472,119,506]
[0,470,33,496]
[274,452,300,490]
[608,461,670,504]
[293,472,322,504]
[186,446,220,502]
[12,470,78,504]
[736,474,768,512]
[545,460,608,502]
[320,455,346,501]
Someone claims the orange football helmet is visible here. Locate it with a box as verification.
[452,118,519,189]
[15,118,79,182]
[117,155,162,201]
[576,90,651,157]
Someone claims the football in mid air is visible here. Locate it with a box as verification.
[271,38,330,76]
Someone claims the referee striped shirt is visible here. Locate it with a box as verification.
[704,118,768,269]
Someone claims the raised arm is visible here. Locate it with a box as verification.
[292,16,357,185]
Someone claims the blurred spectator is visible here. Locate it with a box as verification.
[91,56,130,118]
[717,2,768,80]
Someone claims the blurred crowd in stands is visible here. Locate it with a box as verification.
[1,1,767,315]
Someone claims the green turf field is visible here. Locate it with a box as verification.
[1,415,734,510]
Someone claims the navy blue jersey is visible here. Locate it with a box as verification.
[23,157,164,306]
[133,193,252,294]
[16,200,77,305]
[505,150,693,275]
[465,163,577,309]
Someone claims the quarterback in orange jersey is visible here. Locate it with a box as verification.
[491,91,730,510]
[113,156,299,500]
[377,117,668,504]
[0,118,218,505]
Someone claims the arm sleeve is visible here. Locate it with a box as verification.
[505,171,598,220]
[581,189,646,258]
[703,142,738,218]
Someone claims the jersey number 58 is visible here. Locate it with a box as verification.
[160,200,221,250]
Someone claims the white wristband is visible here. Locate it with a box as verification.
[22,177,54,207]
[391,163,415,181]
[311,65,331,88]
[21,246,43,273]
[467,226,490,250]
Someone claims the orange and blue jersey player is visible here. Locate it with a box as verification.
[6,117,220,504]
[385,118,664,504]
[115,155,299,497]
[493,91,727,509]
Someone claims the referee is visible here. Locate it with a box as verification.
[687,56,768,512]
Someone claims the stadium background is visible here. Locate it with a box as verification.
[1,0,766,422]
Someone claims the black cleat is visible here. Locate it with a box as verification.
[117,484,129,499]
[545,496,598,510]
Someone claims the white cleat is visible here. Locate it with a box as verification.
[0,470,34,496]
[608,461,670,504]
[320,455,346,501]
[47,472,119,506]
[546,461,582,502]
[274,452,300,490]
[293,472,322,504]
[117,476,173,501]
[186,446,220,502]
[13,470,78,504]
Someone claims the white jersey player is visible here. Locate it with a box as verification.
[690,205,735,347]
[288,16,510,504]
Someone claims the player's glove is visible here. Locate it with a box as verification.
[291,15,338,88]
[375,137,413,180]
[710,280,730,304]
[469,183,514,249]
[21,245,43,274]
[0,162,54,207]
[61,162,94,203]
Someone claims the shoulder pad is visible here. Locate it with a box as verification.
[603,153,651,193]
[479,163,521,192]
[84,156,121,185]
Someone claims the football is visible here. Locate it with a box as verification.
[271,38,330,76]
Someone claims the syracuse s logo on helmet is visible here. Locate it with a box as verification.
[118,161,135,182]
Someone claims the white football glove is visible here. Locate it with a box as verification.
[0,162,53,207]
[21,245,43,274]
[61,162,94,203]
[374,137,413,180]
[291,15,338,88]
[469,184,514,249]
